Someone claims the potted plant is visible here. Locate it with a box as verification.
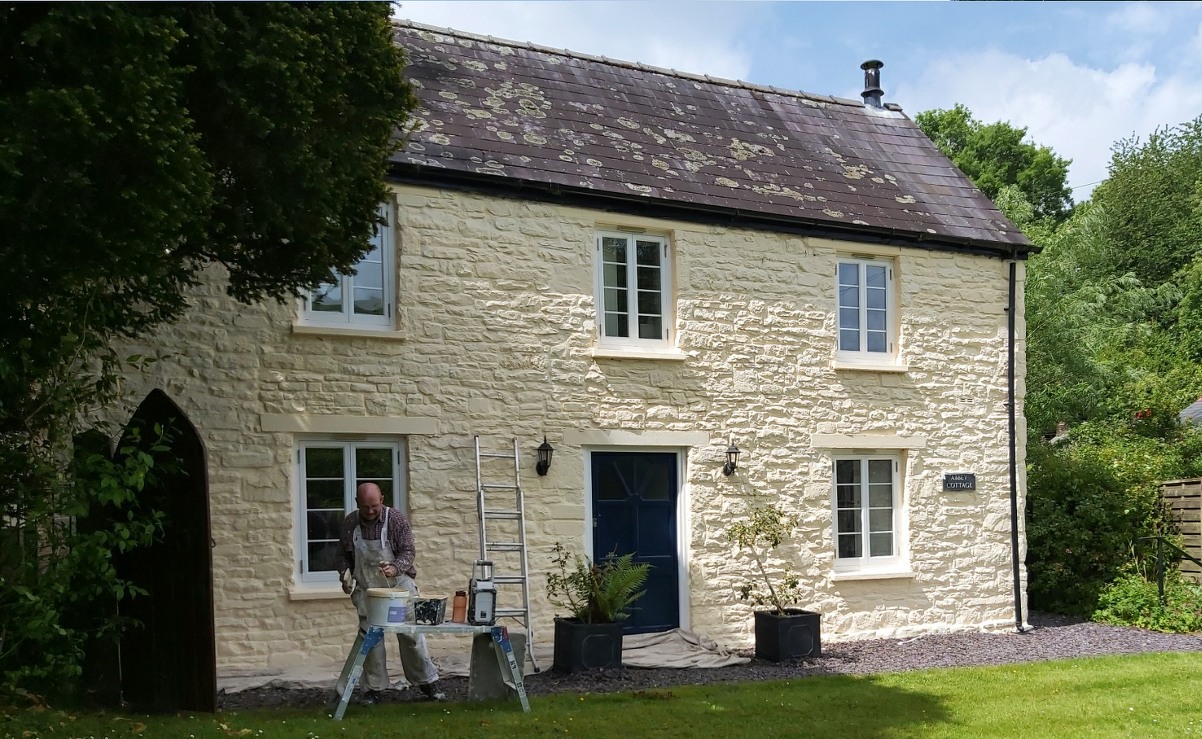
[726,498,822,662]
[545,542,651,673]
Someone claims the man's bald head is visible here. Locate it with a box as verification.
[356,483,383,520]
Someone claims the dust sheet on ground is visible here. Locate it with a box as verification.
[216,628,748,693]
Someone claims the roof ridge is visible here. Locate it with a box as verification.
[392,18,868,110]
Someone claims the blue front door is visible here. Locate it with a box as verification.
[590,451,679,634]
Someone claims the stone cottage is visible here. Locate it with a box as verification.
[110,20,1033,700]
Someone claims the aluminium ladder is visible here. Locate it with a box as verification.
[474,436,539,672]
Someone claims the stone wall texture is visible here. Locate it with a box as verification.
[113,184,1028,672]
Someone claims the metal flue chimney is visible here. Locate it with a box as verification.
[861,60,884,109]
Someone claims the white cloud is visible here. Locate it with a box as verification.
[892,48,1202,200]
[1104,2,1172,36]
[395,1,756,81]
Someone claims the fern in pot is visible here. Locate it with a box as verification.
[546,542,650,672]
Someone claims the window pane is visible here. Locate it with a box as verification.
[867,331,887,353]
[867,287,886,310]
[838,285,859,309]
[306,480,344,510]
[869,532,893,557]
[838,533,861,559]
[605,313,627,337]
[868,459,892,483]
[837,510,861,534]
[305,447,344,479]
[311,280,343,312]
[355,245,384,290]
[835,484,860,509]
[837,262,859,287]
[353,287,384,316]
[869,509,892,533]
[866,309,886,331]
[638,314,662,340]
[835,459,861,485]
[308,541,340,572]
[839,307,860,329]
[638,289,661,316]
[307,510,342,540]
[868,483,892,508]
[604,286,628,313]
[603,238,627,265]
[839,329,860,352]
[636,240,661,267]
[603,263,627,289]
[356,448,393,480]
[636,265,661,291]
[865,265,887,288]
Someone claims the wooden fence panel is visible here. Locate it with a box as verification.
[1160,478,1202,583]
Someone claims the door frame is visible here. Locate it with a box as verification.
[583,446,690,631]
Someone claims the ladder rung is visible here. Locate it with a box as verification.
[481,484,518,491]
[494,608,529,619]
[486,542,524,551]
[483,509,522,519]
[480,452,516,459]
[493,575,526,584]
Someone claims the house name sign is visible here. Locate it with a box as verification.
[943,473,977,491]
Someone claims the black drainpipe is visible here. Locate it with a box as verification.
[1006,255,1026,633]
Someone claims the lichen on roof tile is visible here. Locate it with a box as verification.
[392,20,1031,252]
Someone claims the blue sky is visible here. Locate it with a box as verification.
[396,1,1202,201]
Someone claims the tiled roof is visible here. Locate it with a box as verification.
[1180,397,1202,424]
[390,21,1031,254]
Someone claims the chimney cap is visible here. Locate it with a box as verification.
[860,59,884,109]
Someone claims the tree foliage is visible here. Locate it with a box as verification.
[916,103,1074,223]
[918,105,1202,620]
[1091,118,1202,286]
[0,3,415,695]
[1012,113,1202,620]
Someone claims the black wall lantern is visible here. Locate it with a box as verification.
[723,441,741,476]
[536,436,554,476]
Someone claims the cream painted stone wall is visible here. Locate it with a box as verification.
[114,184,1028,672]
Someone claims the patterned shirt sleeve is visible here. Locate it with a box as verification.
[338,512,357,576]
[388,508,418,578]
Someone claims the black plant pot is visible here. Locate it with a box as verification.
[754,609,822,662]
[552,617,624,673]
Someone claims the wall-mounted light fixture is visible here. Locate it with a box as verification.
[536,436,554,476]
[722,440,741,476]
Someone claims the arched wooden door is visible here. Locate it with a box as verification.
[114,390,216,712]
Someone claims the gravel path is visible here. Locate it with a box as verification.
[216,613,1202,711]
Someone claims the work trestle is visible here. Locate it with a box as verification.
[331,622,529,720]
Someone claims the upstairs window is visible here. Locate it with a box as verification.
[595,231,672,349]
[837,258,895,362]
[303,203,394,328]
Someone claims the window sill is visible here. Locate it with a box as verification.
[591,347,687,361]
[292,324,405,340]
[830,569,916,582]
[832,360,909,373]
[288,584,349,601]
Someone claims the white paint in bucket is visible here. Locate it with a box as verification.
[366,588,412,626]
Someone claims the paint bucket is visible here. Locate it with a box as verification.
[366,588,412,626]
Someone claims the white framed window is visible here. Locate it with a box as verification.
[303,202,394,328]
[595,231,673,349]
[832,455,903,571]
[836,257,896,362]
[296,439,406,583]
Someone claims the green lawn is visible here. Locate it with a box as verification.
[4,652,1201,738]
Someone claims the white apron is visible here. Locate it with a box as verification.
[342,507,439,692]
